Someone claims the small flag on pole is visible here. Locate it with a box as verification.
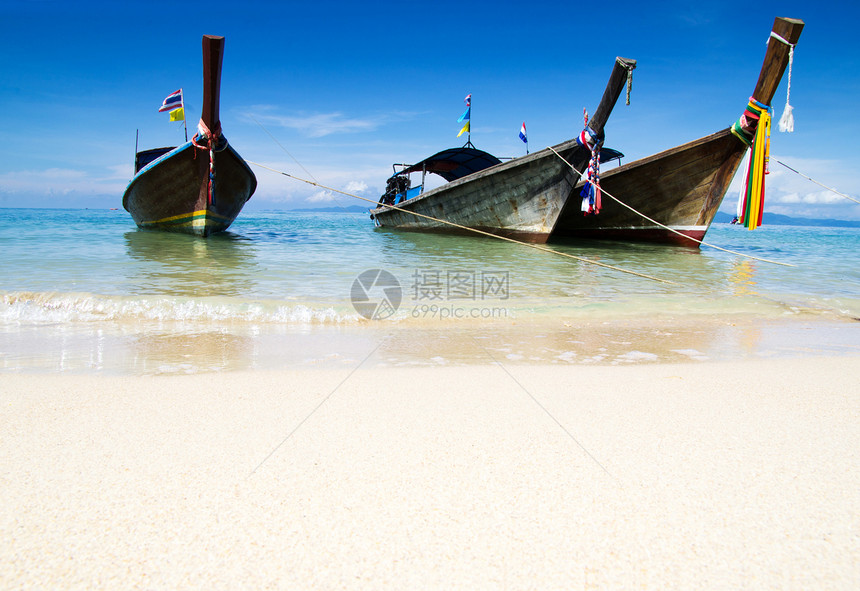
[457,121,470,137]
[464,93,471,107]
[169,107,185,122]
[159,88,187,140]
[458,106,470,123]
[158,89,183,113]
[519,122,527,143]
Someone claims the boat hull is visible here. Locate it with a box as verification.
[551,129,747,246]
[122,140,256,236]
[370,139,585,244]
[371,129,746,247]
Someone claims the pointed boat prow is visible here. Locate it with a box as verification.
[753,18,804,105]
[122,35,256,236]
[553,16,804,246]
[369,55,637,243]
[201,35,224,138]
[370,17,805,247]
[588,57,637,139]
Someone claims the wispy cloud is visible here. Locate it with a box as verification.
[0,168,119,195]
[247,108,385,138]
[242,104,423,139]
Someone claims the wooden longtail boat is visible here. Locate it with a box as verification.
[552,17,804,246]
[371,17,803,248]
[122,35,256,236]
[369,57,638,243]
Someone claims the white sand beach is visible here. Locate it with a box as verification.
[1,357,858,589]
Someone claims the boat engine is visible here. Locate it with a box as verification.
[379,175,410,206]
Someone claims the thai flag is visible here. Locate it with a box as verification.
[464,93,471,106]
[158,89,183,112]
[519,122,527,143]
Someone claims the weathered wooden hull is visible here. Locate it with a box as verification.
[552,129,747,246]
[371,139,584,244]
[370,18,803,249]
[370,129,746,247]
[370,57,639,244]
[122,140,256,236]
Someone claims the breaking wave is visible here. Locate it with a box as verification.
[1,291,358,325]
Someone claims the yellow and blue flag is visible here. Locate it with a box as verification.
[457,93,472,136]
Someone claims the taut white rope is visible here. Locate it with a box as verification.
[774,159,860,205]
[548,147,795,267]
[247,160,680,285]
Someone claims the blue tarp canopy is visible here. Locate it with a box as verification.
[396,147,502,182]
[597,147,624,163]
[395,146,624,183]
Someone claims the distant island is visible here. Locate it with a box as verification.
[290,205,370,213]
[714,211,860,228]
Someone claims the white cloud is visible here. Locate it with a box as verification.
[344,180,368,194]
[252,111,384,138]
[770,190,845,205]
[769,156,858,197]
[243,105,421,139]
[0,167,126,196]
[243,155,387,208]
[720,153,860,219]
[103,163,135,181]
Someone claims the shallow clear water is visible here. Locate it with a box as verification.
[1,208,858,372]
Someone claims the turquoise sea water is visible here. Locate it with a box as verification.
[1,208,858,372]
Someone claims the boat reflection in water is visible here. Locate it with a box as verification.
[123,229,257,298]
[120,229,261,373]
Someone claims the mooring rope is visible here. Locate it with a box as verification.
[250,115,318,183]
[548,147,795,267]
[247,160,679,285]
[773,159,860,206]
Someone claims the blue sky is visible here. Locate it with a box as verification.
[2,0,858,220]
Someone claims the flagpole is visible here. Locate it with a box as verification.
[520,122,529,155]
[457,94,472,146]
[182,88,188,142]
[468,95,471,146]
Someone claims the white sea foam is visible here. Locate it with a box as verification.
[1,292,356,325]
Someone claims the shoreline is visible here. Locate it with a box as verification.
[2,356,858,588]
[1,312,858,374]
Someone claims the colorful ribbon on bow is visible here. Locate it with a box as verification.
[733,97,772,230]
[194,119,222,206]
[576,110,602,215]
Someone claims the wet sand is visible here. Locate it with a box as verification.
[2,313,859,374]
[1,356,858,589]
